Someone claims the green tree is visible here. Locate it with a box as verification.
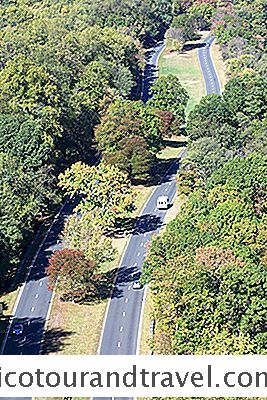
[58,162,135,230]
[62,212,116,267]
[0,114,51,169]
[0,55,63,143]
[147,75,189,127]
[95,100,163,155]
[224,73,267,120]
[186,94,239,148]
[179,137,231,192]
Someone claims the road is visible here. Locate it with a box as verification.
[198,35,221,95]
[2,200,77,356]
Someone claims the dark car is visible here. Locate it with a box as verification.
[12,323,23,335]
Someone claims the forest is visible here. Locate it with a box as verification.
[0,0,266,356]
[0,0,174,286]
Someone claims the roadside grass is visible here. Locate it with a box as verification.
[43,138,185,356]
[0,289,19,347]
[139,287,153,355]
[210,39,227,91]
[159,32,209,113]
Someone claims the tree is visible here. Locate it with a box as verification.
[0,114,51,169]
[0,55,63,143]
[105,136,155,181]
[166,28,186,52]
[62,212,116,267]
[58,162,135,230]
[46,249,96,302]
[147,75,189,127]
[95,99,163,155]
[223,73,267,120]
[0,152,54,281]
[179,137,232,191]
[186,94,239,148]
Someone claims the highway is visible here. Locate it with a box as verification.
[1,34,220,400]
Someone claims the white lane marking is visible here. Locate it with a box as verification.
[144,233,147,237]
[137,252,140,256]
[169,182,172,186]
[120,326,124,332]
[35,294,39,299]
[122,311,126,317]
[125,298,129,304]
[39,282,43,286]
[165,188,168,192]
[134,262,137,267]
[140,242,144,247]
[154,207,157,212]
[117,342,121,348]
[31,306,35,312]
[128,286,131,290]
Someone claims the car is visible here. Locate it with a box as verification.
[12,323,23,336]
[132,279,143,289]
[157,195,170,210]
[131,272,143,289]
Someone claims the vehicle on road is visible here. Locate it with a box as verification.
[157,195,170,210]
[131,272,143,289]
[132,279,143,289]
[12,323,23,335]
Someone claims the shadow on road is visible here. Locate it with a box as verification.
[112,265,137,299]
[112,213,163,238]
[183,42,205,51]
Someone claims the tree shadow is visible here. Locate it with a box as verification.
[162,139,188,148]
[42,327,73,354]
[112,265,137,299]
[110,213,163,238]
[182,42,206,52]
[3,317,46,355]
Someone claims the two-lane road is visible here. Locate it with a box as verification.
[2,200,76,356]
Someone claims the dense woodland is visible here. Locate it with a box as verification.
[0,0,267,357]
[0,0,174,285]
[143,0,267,354]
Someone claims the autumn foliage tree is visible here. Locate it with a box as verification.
[105,136,155,181]
[46,249,96,302]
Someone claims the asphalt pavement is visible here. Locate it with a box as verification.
[198,36,221,95]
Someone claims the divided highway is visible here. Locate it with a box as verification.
[1,34,221,400]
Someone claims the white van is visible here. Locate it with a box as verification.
[157,195,170,210]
